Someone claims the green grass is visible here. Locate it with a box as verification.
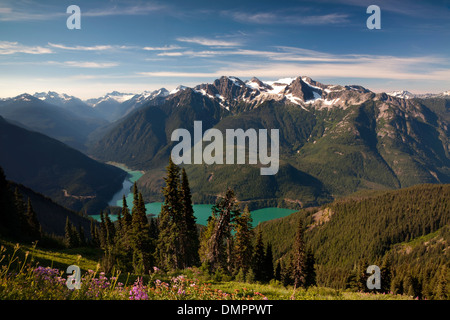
[210,280,413,300]
[0,240,416,300]
[0,239,102,273]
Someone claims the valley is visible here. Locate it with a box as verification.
[0,75,449,301]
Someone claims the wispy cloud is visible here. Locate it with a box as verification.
[46,61,119,68]
[0,41,53,55]
[0,2,167,21]
[143,45,184,51]
[224,10,349,25]
[176,37,242,47]
[48,43,115,51]
[136,46,450,83]
[82,3,166,17]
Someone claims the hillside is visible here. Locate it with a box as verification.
[10,182,94,239]
[256,184,450,298]
[0,116,126,213]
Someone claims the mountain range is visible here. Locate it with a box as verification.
[88,76,450,209]
[1,75,449,211]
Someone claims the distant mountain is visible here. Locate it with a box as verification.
[89,76,449,209]
[85,89,169,122]
[387,90,450,99]
[387,90,416,99]
[33,91,104,120]
[0,94,107,151]
[0,116,126,214]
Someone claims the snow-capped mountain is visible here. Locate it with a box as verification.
[33,91,103,119]
[4,76,449,123]
[387,90,450,99]
[85,91,136,107]
[387,90,416,99]
[188,75,374,111]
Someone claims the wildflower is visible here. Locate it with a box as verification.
[129,277,149,300]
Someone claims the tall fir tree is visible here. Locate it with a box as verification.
[179,168,200,268]
[130,189,152,274]
[252,229,266,282]
[157,158,182,270]
[292,219,306,289]
[205,188,240,272]
[24,197,40,241]
[64,216,76,248]
[304,248,317,288]
[263,242,274,282]
[233,205,253,275]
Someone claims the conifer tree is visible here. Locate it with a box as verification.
[380,254,392,293]
[64,216,76,248]
[292,219,306,289]
[233,205,253,275]
[263,242,274,282]
[131,190,151,274]
[179,168,200,268]
[199,215,217,269]
[252,229,266,282]
[435,265,448,300]
[157,158,182,270]
[99,210,107,249]
[205,188,239,272]
[304,248,316,288]
[90,219,100,247]
[25,197,41,240]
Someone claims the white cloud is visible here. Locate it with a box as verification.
[47,43,115,51]
[143,45,184,51]
[0,41,53,54]
[157,52,184,57]
[47,61,119,68]
[225,10,349,25]
[176,37,241,47]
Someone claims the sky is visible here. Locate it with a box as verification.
[0,0,449,99]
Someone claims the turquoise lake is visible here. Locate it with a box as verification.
[92,165,297,226]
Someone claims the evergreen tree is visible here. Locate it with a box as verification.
[205,188,240,272]
[435,265,448,300]
[292,219,306,289]
[25,197,41,241]
[380,254,392,293]
[304,248,316,288]
[131,191,151,274]
[263,242,274,282]
[199,215,217,270]
[252,229,266,282]
[233,205,253,275]
[157,158,182,270]
[122,194,132,238]
[90,219,100,247]
[98,211,107,249]
[179,168,200,268]
[274,260,282,281]
[64,217,76,248]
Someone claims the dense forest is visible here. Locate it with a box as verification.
[257,184,450,299]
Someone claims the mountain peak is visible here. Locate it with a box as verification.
[387,90,415,99]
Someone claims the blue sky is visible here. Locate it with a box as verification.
[0,0,449,99]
